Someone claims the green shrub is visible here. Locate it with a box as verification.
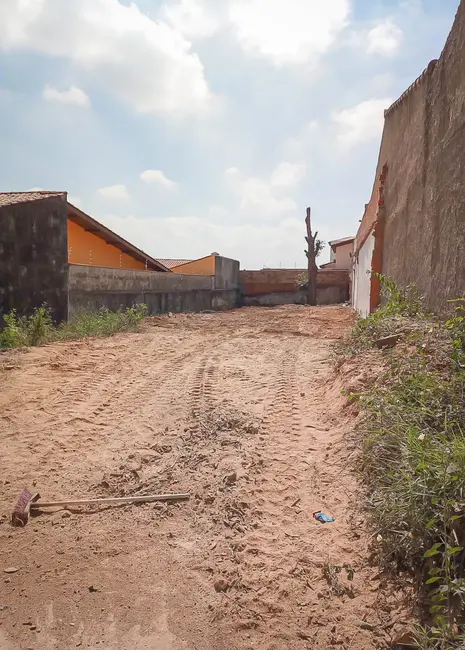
[446,300,465,370]
[0,306,54,348]
[0,303,148,349]
[58,304,148,340]
[342,274,427,355]
[295,271,309,290]
[346,276,465,647]
[374,272,425,319]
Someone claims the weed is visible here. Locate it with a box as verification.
[0,303,148,349]
[345,275,465,648]
[446,300,465,370]
[295,271,309,290]
[58,304,148,341]
[340,273,427,355]
[374,273,424,319]
[0,305,54,348]
[322,562,355,597]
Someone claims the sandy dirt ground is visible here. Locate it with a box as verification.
[0,306,401,650]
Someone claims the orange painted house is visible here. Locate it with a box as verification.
[67,201,168,272]
[155,254,218,277]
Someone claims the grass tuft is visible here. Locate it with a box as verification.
[0,304,148,349]
[344,277,465,648]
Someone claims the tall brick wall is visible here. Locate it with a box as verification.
[360,0,465,313]
[240,269,306,295]
[239,269,349,305]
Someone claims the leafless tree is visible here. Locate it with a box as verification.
[304,207,324,306]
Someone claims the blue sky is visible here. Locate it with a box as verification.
[0,0,459,267]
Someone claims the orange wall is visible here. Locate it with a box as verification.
[67,219,146,270]
[172,255,215,276]
[239,269,349,296]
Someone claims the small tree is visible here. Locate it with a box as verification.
[304,207,324,305]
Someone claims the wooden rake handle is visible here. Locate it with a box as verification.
[30,493,190,509]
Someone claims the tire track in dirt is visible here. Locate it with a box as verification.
[60,336,186,418]
[92,346,200,423]
[261,341,300,440]
[1,307,386,650]
[202,337,308,645]
[187,352,221,434]
[219,336,346,648]
[41,345,139,413]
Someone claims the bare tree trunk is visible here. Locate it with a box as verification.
[305,207,318,306]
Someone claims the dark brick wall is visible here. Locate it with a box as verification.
[239,269,349,299]
[361,0,465,313]
[0,196,69,322]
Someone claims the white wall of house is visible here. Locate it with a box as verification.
[353,232,374,317]
[333,242,353,270]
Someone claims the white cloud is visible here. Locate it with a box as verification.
[366,20,403,56]
[282,120,320,159]
[67,195,82,207]
[332,98,392,148]
[208,205,227,217]
[229,0,350,66]
[371,72,396,94]
[238,177,298,214]
[226,161,305,216]
[140,169,178,190]
[42,85,90,107]
[98,184,130,200]
[100,213,320,269]
[161,0,220,38]
[270,162,306,188]
[27,187,44,191]
[0,0,212,117]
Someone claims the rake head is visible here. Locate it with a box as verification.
[11,489,40,527]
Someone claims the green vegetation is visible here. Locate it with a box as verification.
[345,276,465,649]
[0,304,148,349]
[295,239,325,291]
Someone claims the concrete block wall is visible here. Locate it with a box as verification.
[213,256,240,309]
[68,264,239,318]
[214,256,240,290]
[0,195,69,323]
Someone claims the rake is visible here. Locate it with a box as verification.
[12,488,190,527]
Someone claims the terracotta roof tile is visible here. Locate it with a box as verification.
[0,191,66,208]
[155,258,193,269]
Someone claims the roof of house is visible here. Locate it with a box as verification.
[67,203,170,272]
[154,258,193,269]
[328,236,355,249]
[0,190,171,272]
[0,191,66,207]
[320,261,337,269]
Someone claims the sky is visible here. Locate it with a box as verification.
[0,0,459,268]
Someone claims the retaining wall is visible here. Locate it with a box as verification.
[68,265,238,317]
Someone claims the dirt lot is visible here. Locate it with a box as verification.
[0,306,393,650]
